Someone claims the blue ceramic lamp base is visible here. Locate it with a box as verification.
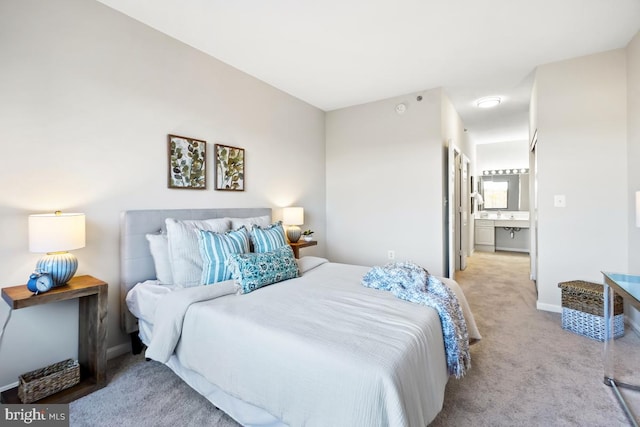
[36,252,78,287]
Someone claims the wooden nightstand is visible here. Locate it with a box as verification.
[1,275,108,403]
[289,240,318,258]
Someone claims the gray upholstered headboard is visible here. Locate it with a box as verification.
[120,207,272,334]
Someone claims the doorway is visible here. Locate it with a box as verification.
[470,140,533,278]
[455,152,470,271]
[446,141,471,279]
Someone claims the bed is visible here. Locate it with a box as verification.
[120,208,480,427]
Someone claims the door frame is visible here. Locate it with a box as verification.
[529,129,538,286]
[446,140,470,278]
[446,140,460,279]
[459,153,470,271]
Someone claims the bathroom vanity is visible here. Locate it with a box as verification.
[474,211,530,253]
[474,168,530,253]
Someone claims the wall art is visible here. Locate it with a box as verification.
[214,144,244,191]
[168,134,206,189]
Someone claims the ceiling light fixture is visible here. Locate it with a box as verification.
[476,96,501,109]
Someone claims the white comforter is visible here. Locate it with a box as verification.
[142,258,480,427]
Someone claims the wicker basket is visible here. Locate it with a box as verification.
[558,280,624,341]
[18,359,80,403]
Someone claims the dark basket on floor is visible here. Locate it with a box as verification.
[558,280,624,341]
[18,359,80,403]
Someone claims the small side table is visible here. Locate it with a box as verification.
[289,240,318,258]
[602,272,640,427]
[1,275,108,403]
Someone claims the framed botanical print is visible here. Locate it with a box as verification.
[214,144,245,191]
[168,134,206,189]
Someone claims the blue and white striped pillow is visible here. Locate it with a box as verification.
[250,221,287,253]
[198,227,250,285]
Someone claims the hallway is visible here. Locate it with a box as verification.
[433,250,639,426]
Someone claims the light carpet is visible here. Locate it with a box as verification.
[70,251,640,426]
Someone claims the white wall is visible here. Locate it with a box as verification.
[0,0,326,388]
[476,140,529,173]
[533,50,628,312]
[626,31,640,329]
[442,94,473,165]
[326,90,443,272]
[325,88,470,276]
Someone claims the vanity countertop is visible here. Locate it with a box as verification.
[476,211,529,221]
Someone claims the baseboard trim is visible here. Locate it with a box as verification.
[107,342,131,360]
[0,381,18,393]
[495,246,529,253]
[536,302,562,313]
[627,317,640,336]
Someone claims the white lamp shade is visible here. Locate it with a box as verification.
[283,207,304,226]
[29,212,86,253]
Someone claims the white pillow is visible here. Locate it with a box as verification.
[166,217,231,287]
[229,215,271,232]
[146,232,173,284]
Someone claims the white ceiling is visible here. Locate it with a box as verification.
[96,0,640,145]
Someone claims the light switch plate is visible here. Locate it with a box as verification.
[554,195,566,207]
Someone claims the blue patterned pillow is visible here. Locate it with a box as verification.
[228,245,299,294]
[198,227,250,285]
[250,221,287,253]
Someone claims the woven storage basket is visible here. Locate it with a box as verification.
[558,280,624,341]
[18,359,80,403]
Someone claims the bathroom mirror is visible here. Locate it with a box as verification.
[479,171,529,211]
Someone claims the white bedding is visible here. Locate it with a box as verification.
[125,280,179,326]
[127,257,480,427]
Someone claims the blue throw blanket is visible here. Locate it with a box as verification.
[362,262,471,378]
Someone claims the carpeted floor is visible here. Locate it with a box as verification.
[70,251,640,426]
[430,251,639,426]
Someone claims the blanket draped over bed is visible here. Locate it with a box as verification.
[362,262,471,378]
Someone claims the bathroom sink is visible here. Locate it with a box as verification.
[476,211,530,227]
[477,211,529,221]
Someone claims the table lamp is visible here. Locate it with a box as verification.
[282,207,304,243]
[29,211,86,286]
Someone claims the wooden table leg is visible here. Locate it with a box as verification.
[78,285,108,386]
